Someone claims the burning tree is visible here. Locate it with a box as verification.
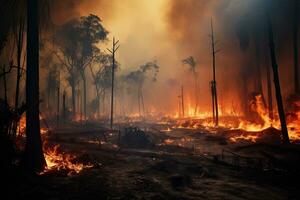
[54,14,108,120]
[182,56,199,116]
[123,61,159,117]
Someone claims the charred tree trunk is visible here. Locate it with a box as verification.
[294,0,299,94]
[266,61,273,121]
[181,85,185,117]
[15,19,25,110]
[211,20,219,126]
[24,0,46,172]
[56,72,60,128]
[210,81,215,121]
[267,14,290,144]
[2,67,8,104]
[107,37,119,129]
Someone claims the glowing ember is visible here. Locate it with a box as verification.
[163,138,174,145]
[161,127,172,132]
[230,134,259,143]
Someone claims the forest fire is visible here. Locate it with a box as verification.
[17,114,49,137]
[2,0,300,198]
[42,144,93,175]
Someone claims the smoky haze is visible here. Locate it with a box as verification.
[45,0,298,117]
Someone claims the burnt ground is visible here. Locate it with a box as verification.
[7,123,300,200]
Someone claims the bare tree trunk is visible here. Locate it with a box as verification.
[181,85,185,117]
[267,14,290,144]
[140,88,145,117]
[63,90,66,125]
[24,0,46,172]
[71,81,76,116]
[15,19,25,110]
[194,73,198,115]
[2,67,8,104]
[56,72,60,128]
[138,87,141,117]
[210,81,215,122]
[81,70,87,122]
[266,61,273,121]
[294,0,299,94]
[211,20,219,126]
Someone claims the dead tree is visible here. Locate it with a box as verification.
[63,90,66,125]
[267,13,290,144]
[1,66,8,104]
[266,61,273,121]
[56,71,60,128]
[107,37,119,129]
[14,17,25,111]
[210,19,219,126]
[181,85,185,117]
[294,0,299,94]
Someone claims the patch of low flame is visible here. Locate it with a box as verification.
[17,114,48,137]
[229,134,259,143]
[43,144,93,175]
[161,127,172,132]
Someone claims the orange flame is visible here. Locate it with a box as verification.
[42,144,93,175]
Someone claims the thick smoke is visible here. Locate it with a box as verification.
[165,0,299,114]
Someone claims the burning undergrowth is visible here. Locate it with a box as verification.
[16,115,94,176]
[42,142,94,176]
[157,94,300,144]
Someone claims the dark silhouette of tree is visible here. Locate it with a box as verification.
[54,14,108,120]
[24,0,46,172]
[266,12,290,144]
[123,61,159,117]
[182,56,199,115]
[294,0,299,94]
[89,53,113,119]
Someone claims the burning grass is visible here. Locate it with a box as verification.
[42,143,93,175]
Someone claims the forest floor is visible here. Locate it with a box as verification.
[8,121,300,200]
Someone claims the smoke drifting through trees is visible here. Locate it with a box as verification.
[1,0,299,120]
[165,0,299,115]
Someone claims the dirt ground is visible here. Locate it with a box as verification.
[9,123,300,200]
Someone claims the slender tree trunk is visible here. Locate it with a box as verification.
[140,88,145,116]
[294,0,299,94]
[266,61,273,121]
[81,70,87,122]
[138,87,141,117]
[56,72,60,128]
[71,80,76,116]
[267,14,290,144]
[63,90,66,125]
[210,81,215,122]
[181,85,185,117]
[24,0,46,172]
[96,91,100,119]
[3,67,8,104]
[211,20,219,126]
[15,19,24,110]
[194,74,198,115]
